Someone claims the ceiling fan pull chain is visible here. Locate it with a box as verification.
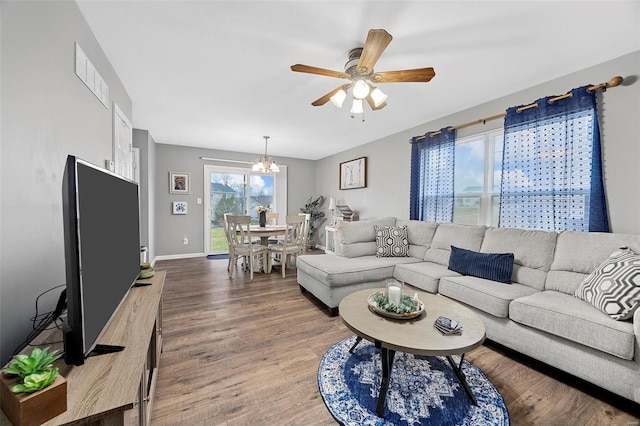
[351,109,366,122]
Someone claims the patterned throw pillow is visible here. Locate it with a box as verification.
[374,225,410,257]
[574,247,640,321]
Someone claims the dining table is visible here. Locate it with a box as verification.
[246,224,288,246]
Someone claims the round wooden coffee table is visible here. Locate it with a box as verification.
[339,288,486,417]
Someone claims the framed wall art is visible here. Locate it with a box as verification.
[339,157,367,190]
[169,171,190,194]
[172,201,188,215]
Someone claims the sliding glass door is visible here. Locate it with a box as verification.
[204,164,283,255]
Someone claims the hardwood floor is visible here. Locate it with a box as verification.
[150,255,639,425]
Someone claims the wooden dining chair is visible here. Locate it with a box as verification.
[226,215,269,281]
[223,213,236,272]
[267,215,306,278]
[298,213,311,255]
[266,212,282,245]
[266,212,279,225]
[224,212,248,272]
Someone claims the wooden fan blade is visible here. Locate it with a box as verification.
[311,85,348,106]
[356,29,393,74]
[366,95,387,111]
[291,64,349,79]
[372,68,436,83]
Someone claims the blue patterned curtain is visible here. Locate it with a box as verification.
[410,128,456,222]
[499,86,609,232]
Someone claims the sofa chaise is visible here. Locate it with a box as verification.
[296,218,640,404]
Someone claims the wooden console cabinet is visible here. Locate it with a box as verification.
[1,271,165,426]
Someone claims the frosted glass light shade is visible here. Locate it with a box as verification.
[352,79,370,99]
[269,162,280,173]
[330,89,347,108]
[370,87,388,107]
[350,98,364,114]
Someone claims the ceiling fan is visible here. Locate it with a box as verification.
[291,29,435,114]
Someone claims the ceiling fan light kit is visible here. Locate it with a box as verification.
[291,29,435,117]
[352,78,370,99]
[370,87,388,108]
[252,136,280,173]
[350,98,364,114]
[330,88,347,108]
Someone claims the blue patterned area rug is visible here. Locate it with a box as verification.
[318,336,509,426]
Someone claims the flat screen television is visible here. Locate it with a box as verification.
[62,155,141,366]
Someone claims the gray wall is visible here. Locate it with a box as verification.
[0,1,132,363]
[133,129,157,262]
[315,51,640,246]
[154,143,316,257]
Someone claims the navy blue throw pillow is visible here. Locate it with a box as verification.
[448,246,514,284]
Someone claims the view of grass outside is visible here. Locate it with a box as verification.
[453,132,503,227]
[454,204,479,225]
[453,197,500,226]
[208,171,275,254]
[211,226,229,253]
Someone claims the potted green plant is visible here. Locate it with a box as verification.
[300,195,326,249]
[3,347,61,392]
[1,347,67,425]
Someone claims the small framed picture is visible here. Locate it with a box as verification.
[169,172,190,194]
[172,201,188,215]
[339,157,367,190]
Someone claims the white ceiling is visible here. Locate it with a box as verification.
[76,1,639,160]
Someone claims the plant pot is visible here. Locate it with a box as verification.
[0,373,67,426]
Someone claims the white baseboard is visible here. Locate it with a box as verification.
[153,252,205,263]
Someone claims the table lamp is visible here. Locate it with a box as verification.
[328,197,337,225]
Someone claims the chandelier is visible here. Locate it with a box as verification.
[327,48,388,115]
[252,136,280,173]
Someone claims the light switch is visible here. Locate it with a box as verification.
[197,198,202,204]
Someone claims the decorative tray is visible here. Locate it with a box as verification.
[367,293,425,320]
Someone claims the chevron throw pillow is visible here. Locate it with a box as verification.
[574,247,640,320]
[375,225,410,257]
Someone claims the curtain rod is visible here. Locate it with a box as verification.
[200,157,288,167]
[200,157,252,165]
[412,76,624,141]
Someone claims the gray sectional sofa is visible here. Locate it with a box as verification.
[296,218,640,404]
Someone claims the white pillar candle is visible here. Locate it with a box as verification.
[388,286,401,306]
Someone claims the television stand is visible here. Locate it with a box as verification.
[0,271,165,426]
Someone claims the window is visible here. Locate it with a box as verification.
[499,86,608,232]
[412,88,607,232]
[453,130,503,226]
[203,164,287,254]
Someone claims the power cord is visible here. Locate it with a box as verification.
[10,284,66,358]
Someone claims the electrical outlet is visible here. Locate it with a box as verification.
[183,237,188,245]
